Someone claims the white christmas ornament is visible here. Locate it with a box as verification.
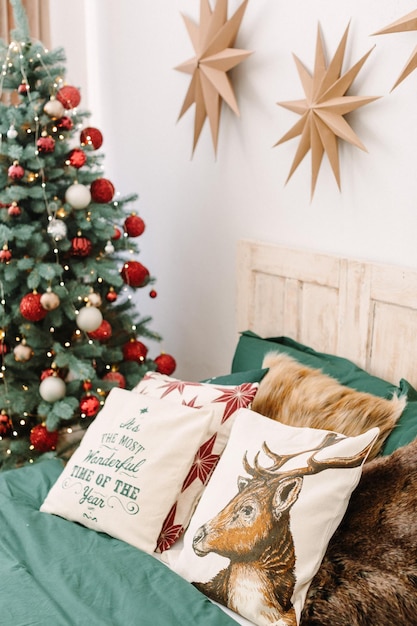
[76,306,103,332]
[47,218,67,240]
[87,292,102,307]
[40,290,60,311]
[44,98,65,119]
[7,125,18,140]
[39,376,66,402]
[65,183,91,210]
[104,240,114,255]
[13,343,33,362]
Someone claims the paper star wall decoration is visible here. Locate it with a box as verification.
[175,0,252,155]
[373,9,417,90]
[274,24,379,198]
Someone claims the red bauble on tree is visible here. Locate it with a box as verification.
[8,162,24,180]
[71,236,93,257]
[37,135,55,154]
[0,412,12,437]
[66,148,87,168]
[80,127,103,150]
[112,226,122,240]
[155,353,177,376]
[8,202,21,216]
[56,85,81,109]
[121,261,149,287]
[80,394,100,417]
[90,178,115,203]
[30,424,59,452]
[20,293,48,322]
[124,214,145,237]
[102,370,126,389]
[56,116,73,131]
[106,288,117,302]
[0,247,12,263]
[88,320,112,342]
[123,339,148,362]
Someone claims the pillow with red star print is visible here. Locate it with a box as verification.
[40,388,213,554]
[132,373,259,551]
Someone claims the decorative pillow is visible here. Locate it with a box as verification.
[251,352,405,460]
[300,438,417,626]
[171,409,378,626]
[40,388,213,554]
[132,373,259,551]
[232,331,414,455]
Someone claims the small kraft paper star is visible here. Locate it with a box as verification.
[175,0,252,155]
[274,24,379,198]
[373,9,417,91]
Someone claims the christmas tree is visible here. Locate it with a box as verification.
[0,0,175,470]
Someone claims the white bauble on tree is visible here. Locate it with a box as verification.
[40,290,60,311]
[39,376,66,402]
[47,218,67,241]
[65,183,91,210]
[44,98,65,118]
[76,306,103,332]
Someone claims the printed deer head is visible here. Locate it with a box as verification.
[192,432,372,561]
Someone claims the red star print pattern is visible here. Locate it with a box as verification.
[157,503,184,552]
[181,434,220,491]
[212,383,259,422]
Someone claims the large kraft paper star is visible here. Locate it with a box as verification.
[373,9,417,91]
[175,0,252,155]
[275,24,379,198]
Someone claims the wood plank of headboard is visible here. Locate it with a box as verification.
[237,239,417,387]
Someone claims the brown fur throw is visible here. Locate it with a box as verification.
[300,438,417,625]
[251,352,406,460]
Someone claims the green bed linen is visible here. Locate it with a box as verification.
[0,459,238,626]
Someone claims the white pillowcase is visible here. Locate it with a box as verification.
[40,388,213,553]
[171,408,378,626]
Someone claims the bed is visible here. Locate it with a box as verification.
[1,239,417,626]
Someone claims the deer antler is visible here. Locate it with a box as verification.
[243,432,372,480]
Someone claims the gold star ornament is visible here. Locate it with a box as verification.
[373,9,417,91]
[175,0,252,155]
[274,24,380,198]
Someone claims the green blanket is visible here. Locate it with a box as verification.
[0,460,238,626]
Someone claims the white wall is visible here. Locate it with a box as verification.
[50,0,417,380]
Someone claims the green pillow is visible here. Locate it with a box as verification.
[203,368,268,385]
[232,331,417,454]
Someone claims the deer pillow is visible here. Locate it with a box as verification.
[170,409,378,626]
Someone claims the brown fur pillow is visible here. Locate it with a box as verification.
[300,438,417,625]
[251,352,406,459]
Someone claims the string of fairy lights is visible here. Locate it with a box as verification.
[0,37,150,458]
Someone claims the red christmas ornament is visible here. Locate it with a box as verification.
[106,288,118,302]
[121,261,150,288]
[56,116,74,131]
[112,226,122,240]
[8,202,21,216]
[8,162,24,180]
[56,85,81,109]
[82,380,93,392]
[0,412,12,437]
[123,339,148,362]
[20,293,48,322]
[70,236,93,257]
[67,148,87,168]
[149,289,157,299]
[80,127,103,150]
[30,424,59,452]
[37,135,55,154]
[90,178,115,203]
[102,371,126,389]
[155,353,177,376]
[124,214,145,237]
[0,247,12,263]
[18,82,29,95]
[88,320,112,342]
[80,394,100,417]
[40,368,56,381]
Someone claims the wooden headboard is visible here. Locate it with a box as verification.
[237,239,417,388]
